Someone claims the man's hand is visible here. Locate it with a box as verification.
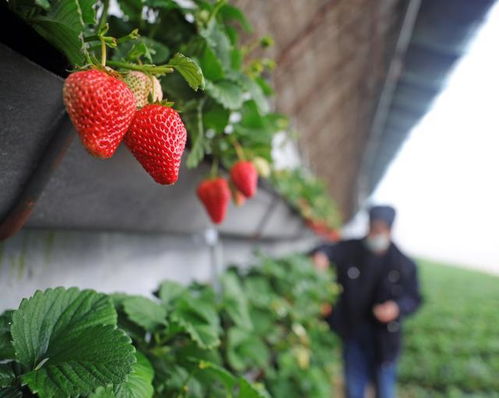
[373,300,399,323]
[311,252,330,271]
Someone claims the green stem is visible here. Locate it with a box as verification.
[117,29,140,44]
[208,0,227,22]
[210,158,219,179]
[100,39,106,66]
[176,368,197,398]
[98,0,110,34]
[106,60,174,74]
[231,138,245,161]
[84,34,100,42]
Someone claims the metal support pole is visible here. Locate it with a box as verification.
[357,0,422,206]
[204,227,222,294]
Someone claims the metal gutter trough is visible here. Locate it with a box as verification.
[0,8,307,242]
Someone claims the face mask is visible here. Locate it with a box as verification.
[365,234,390,253]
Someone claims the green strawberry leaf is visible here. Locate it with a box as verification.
[33,19,85,66]
[21,325,135,398]
[32,0,93,66]
[184,101,206,169]
[198,360,236,392]
[219,5,252,32]
[238,378,270,398]
[203,102,230,133]
[171,295,220,349]
[90,352,154,398]
[88,386,115,398]
[118,0,143,22]
[167,53,205,91]
[11,288,135,398]
[77,0,96,25]
[237,73,270,114]
[199,44,225,81]
[0,364,15,389]
[157,280,187,307]
[205,79,244,110]
[122,296,168,332]
[0,387,22,398]
[0,311,15,360]
[199,21,232,71]
[113,352,153,398]
[35,0,51,10]
[221,272,253,330]
[227,328,269,372]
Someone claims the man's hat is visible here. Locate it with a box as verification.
[369,205,396,228]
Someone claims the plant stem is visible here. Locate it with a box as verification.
[84,34,100,42]
[100,39,107,66]
[232,138,245,161]
[98,0,110,34]
[208,0,227,22]
[210,158,219,178]
[176,368,197,398]
[106,60,174,74]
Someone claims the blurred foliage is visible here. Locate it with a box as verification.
[0,254,340,397]
[398,260,499,397]
[272,168,342,233]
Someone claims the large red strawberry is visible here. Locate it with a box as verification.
[63,69,136,158]
[125,104,187,184]
[124,71,163,108]
[197,178,231,224]
[230,161,258,198]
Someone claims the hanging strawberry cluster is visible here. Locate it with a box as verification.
[61,16,203,185]
[197,144,262,224]
[11,0,342,228]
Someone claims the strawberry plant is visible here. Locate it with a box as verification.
[218,255,340,398]
[0,288,137,397]
[0,254,340,397]
[398,260,499,397]
[271,169,342,239]
[5,0,341,225]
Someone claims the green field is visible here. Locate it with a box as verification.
[398,260,499,397]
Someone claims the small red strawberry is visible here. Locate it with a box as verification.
[230,182,246,207]
[124,71,163,108]
[197,178,231,224]
[63,69,136,158]
[125,104,187,184]
[230,161,258,198]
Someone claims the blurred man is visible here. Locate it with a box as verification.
[311,205,422,398]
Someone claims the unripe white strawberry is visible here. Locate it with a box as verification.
[253,157,271,178]
[124,71,163,108]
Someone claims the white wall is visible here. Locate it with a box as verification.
[0,228,316,312]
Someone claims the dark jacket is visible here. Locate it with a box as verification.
[317,239,422,363]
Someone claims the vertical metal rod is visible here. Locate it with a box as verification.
[204,227,222,294]
[357,0,422,206]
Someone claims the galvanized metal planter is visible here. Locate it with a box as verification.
[0,6,75,240]
[0,12,306,241]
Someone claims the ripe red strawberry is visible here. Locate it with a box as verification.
[124,71,163,108]
[230,161,258,198]
[197,178,231,224]
[125,104,187,184]
[63,69,136,158]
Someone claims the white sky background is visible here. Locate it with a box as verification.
[365,2,499,274]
